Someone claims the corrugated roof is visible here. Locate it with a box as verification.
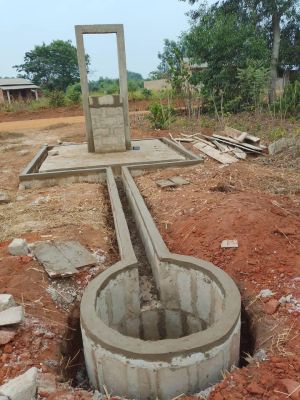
[0,84,39,90]
[0,78,39,88]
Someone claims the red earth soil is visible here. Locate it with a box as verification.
[136,160,300,400]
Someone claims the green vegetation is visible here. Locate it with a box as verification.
[14,40,90,91]
[147,102,175,129]
[154,0,299,115]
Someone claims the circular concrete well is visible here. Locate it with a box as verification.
[81,255,241,400]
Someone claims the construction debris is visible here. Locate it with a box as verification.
[0,367,38,400]
[169,176,190,185]
[0,306,24,326]
[221,240,239,249]
[194,142,238,165]
[8,238,29,256]
[268,137,300,155]
[0,294,16,312]
[0,294,24,329]
[181,126,266,164]
[0,192,11,204]
[223,126,261,144]
[156,176,190,188]
[30,240,97,277]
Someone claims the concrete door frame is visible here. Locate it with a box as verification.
[75,24,131,153]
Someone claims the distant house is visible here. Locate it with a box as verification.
[144,79,171,91]
[0,78,40,104]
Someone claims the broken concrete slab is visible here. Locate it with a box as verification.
[268,137,300,155]
[0,306,24,326]
[169,176,190,185]
[30,241,97,278]
[8,238,29,256]
[0,192,11,204]
[156,176,190,188]
[221,240,239,249]
[0,367,38,400]
[0,294,16,312]
[156,179,176,188]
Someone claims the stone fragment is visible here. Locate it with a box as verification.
[8,238,29,256]
[0,367,38,400]
[0,306,24,326]
[0,294,16,312]
[268,137,299,155]
[0,192,11,204]
[0,328,17,345]
[156,179,176,188]
[18,150,30,156]
[259,289,275,298]
[48,149,59,156]
[221,240,239,249]
[263,299,279,315]
[169,176,190,185]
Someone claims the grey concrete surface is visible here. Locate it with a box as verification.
[38,140,185,172]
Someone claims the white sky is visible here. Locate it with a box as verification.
[0,0,203,80]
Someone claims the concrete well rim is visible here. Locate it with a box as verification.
[80,253,241,361]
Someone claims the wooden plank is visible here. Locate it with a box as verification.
[231,147,247,160]
[174,137,194,142]
[212,134,263,152]
[212,140,230,152]
[193,142,238,164]
[194,136,217,148]
[224,126,260,144]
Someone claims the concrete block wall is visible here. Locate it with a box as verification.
[89,95,126,153]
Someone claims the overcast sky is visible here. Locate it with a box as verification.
[0,0,201,80]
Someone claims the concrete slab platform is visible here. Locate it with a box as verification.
[39,139,185,172]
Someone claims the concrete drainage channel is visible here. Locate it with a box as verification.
[80,166,241,400]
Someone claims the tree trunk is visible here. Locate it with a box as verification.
[269,11,281,104]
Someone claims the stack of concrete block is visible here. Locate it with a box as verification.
[89,95,126,153]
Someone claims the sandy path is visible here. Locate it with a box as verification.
[0,115,84,132]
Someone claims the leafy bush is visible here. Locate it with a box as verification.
[66,83,81,104]
[48,91,66,107]
[141,88,152,99]
[274,81,300,117]
[147,102,174,129]
[237,62,269,110]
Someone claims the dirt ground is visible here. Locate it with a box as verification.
[0,111,299,399]
[136,160,300,400]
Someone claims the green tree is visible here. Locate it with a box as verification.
[157,39,190,92]
[184,7,269,110]
[180,0,300,103]
[127,71,143,81]
[14,40,90,91]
